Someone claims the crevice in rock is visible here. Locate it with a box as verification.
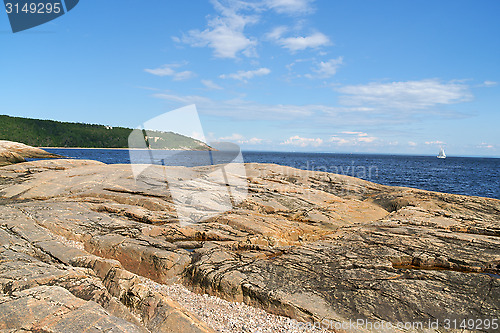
[391,262,500,277]
[103,187,172,200]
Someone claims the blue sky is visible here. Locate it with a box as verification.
[1,0,499,156]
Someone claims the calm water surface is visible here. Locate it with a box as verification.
[43,149,500,200]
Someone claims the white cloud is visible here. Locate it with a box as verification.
[152,93,213,105]
[267,27,331,52]
[329,137,349,145]
[425,140,445,145]
[341,131,367,136]
[483,81,498,87]
[201,79,223,90]
[174,71,196,81]
[220,67,271,81]
[177,0,325,57]
[477,143,494,149]
[358,136,376,143]
[281,33,331,51]
[219,133,244,141]
[144,64,196,81]
[178,0,258,58]
[329,131,378,145]
[281,135,323,147]
[263,0,315,14]
[244,137,264,144]
[337,79,473,112]
[152,92,326,120]
[266,26,288,40]
[151,92,421,127]
[218,133,264,145]
[145,66,175,77]
[150,87,470,127]
[408,141,417,146]
[305,57,343,79]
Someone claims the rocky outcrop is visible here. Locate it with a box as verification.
[0,203,213,332]
[0,140,61,166]
[0,149,25,167]
[0,157,499,332]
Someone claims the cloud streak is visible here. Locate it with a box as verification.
[151,80,473,127]
[305,57,343,78]
[144,64,196,81]
[337,79,472,112]
[425,140,445,145]
[201,79,223,90]
[267,26,331,52]
[263,0,315,15]
[281,135,323,147]
[330,131,378,146]
[219,133,264,145]
[220,67,271,81]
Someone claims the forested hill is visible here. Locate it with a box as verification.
[0,115,213,150]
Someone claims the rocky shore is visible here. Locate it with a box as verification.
[0,140,61,166]
[0,143,498,332]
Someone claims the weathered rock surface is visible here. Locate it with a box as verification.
[0,140,61,166]
[0,154,499,331]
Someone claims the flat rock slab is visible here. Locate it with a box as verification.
[0,285,144,332]
[0,197,213,332]
[0,157,499,332]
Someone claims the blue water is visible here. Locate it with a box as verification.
[43,149,500,200]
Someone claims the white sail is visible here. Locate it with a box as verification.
[437,147,446,159]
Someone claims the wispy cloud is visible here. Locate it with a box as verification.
[144,64,196,81]
[219,133,244,141]
[266,26,288,40]
[281,135,323,147]
[330,131,378,145]
[152,92,317,120]
[174,71,197,81]
[152,93,213,105]
[267,26,331,52]
[305,57,343,78]
[219,133,264,145]
[176,0,325,58]
[483,80,498,87]
[201,79,223,90]
[477,142,495,149]
[151,78,474,126]
[341,131,366,136]
[337,79,473,113]
[425,140,445,145]
[263,0,315,15]
[178,0,258,58]
[220,67,271,81]
[243,137,264,144]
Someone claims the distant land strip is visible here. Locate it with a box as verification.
[0,115,213,150]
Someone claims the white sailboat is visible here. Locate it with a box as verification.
[437,147,446,159]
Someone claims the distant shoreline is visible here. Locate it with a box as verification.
[40,147,211,151]
[41,147,129,150]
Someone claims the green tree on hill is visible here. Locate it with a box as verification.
[0,115,212,150]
